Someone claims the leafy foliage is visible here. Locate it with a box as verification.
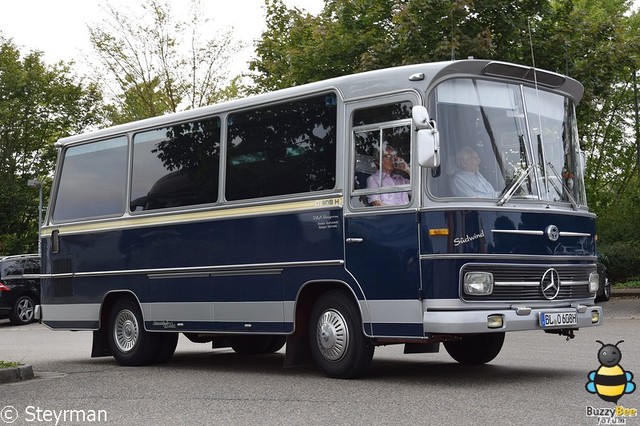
[599,240,640,283]
[0,361,20,369]
[251,0,640,281]
[0,36,105,255]
[88,0,243,124]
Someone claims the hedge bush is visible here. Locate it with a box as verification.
[598,240,640,283]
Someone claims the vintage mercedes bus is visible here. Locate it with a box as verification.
[38,59,602,378]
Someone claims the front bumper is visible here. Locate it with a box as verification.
[424,304,603,334]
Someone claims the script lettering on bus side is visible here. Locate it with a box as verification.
[453,230,485,246]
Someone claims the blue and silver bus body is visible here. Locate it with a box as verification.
[39,59,602,359]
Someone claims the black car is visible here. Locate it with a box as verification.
[595,262,611,302]
[0,254,41,325]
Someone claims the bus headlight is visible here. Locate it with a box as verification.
[464,272,493,295]
[588,273,599,293]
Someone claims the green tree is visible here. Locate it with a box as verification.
[0,36,105,255]
[89,0,243,124]
[250,0,548,90]
[531,0,640,211]
[250,0,396,92]
[250,0,640,280]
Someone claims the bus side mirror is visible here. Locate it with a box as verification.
[412,106,440,168]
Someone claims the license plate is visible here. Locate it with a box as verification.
[539,311,578,328]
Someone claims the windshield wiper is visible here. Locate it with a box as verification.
[497,164,535,206]
[536,134,548,195]
[547,162,579,211]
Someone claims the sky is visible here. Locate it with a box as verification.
[0,0,324,75]
[2,0,638,76]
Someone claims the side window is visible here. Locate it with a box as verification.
[22,258,40,275]
[226,93,337,201]
[351,101,412,208]
[1,260,21,277]
[53,136,128,222]
[131,117,220,211]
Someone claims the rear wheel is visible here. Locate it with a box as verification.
[229,335,286,354]
[9,295,36,325]
[443,333,505,365]
[107,297,159,366]
[309,290,374,379]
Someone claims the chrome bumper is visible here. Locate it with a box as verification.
[424,304,603,334]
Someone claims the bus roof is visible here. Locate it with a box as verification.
[56,59,583,148]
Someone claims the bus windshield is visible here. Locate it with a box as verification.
[428,78,587,207]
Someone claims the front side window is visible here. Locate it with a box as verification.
[53,136,128,222]
[131,117,220,211]
[429,78,586,206]
[351,102,412,208]
[225,93,337,201]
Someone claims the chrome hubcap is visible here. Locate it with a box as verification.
[316,309,349,361]
[17,298,34,322]
[114,309,139,353]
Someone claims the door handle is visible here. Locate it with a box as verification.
[346,238,364,244]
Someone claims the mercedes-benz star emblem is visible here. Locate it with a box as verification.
[541,268,561,300]
[545,225,560,242]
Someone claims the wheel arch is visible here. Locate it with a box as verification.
[291,280,370,338]
[98,290,144,331]
[91,290,143,358]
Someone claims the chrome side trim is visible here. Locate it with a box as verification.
[491,229,543,236]
[420,253,597,261]
[41,259,344,279]
[559,231,592,237]
[491,229,592,238]
[149,269,283,280]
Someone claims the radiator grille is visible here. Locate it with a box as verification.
[461,264,594,302]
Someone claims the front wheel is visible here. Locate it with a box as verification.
[107,297,159,366]
[443,333,505,365]
[309,290,374,379]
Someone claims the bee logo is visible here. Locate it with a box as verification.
[586,340,636,403]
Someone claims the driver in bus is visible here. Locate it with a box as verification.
[367,144,410,206]
[450,146,497,198]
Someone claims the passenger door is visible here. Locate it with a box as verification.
[344,95,423,338]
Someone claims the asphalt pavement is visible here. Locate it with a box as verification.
[1,290,637,386]
[601,287,639,319]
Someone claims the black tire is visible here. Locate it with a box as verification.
[444,333,505,365]
[9,295,36,325]
[153,333,179,364]
[262,335,287,353]
[107,297,160,366]
[602,276,612,301]
[309,290,374,379]
[229,335,286,355]
[596,276,611,302]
